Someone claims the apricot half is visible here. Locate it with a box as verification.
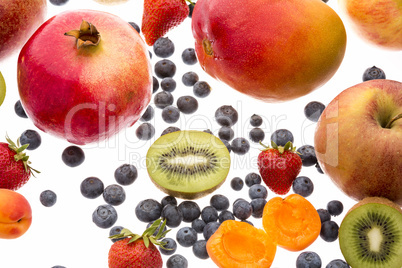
[206,220,277,268]
[262,194,321,251]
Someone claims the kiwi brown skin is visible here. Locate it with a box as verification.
[339,197,402,268]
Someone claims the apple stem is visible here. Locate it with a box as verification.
[385,113,402,129]
[64,20,101,49]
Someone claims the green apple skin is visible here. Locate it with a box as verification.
[338,0,402,50]
[0,0,47,61]
[314,79,402,206]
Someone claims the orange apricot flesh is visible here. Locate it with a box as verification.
[206,220,277,268]
[262,194,321,251]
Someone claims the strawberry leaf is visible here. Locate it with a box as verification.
[143,236,150,248]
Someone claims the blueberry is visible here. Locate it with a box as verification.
[193,81,211,98]
[249,127,265,143]
[297,145,317,167]
[203,221,220,240]
[161,204,183,228]
[188,3,195,18]
[271,129,294,146]
[114,164,137,186]
[147,220,167,236]
[218,210,235,223]
[154,91,174,109]
[250,198,267,218]
[162,106,180,123]
[152,76,159,93]
[140,106,155,122]
[154,59,176,78]
[304,101,326,122]
[296,251,322,268]
[14,100,28,118]
[221,139,232,153]
[192,240,209,259]
[161,77,177,92]
[103,184,126,206]
[362,66,386,82]
[19,129,41,150]
[109,226,125,243]
[136,123,155,140]
[153,37,175,58]
[316,162,324,174]
[201,206,219,223]
[233,199,253,220]
[292,176,314,197]
[161,126,181,136]
[325,259,350,268]
[135,199,163,223]
[317,208,331,223]
[215,105,238,127]
[49,0,69,5]
[245,172,262,187]
[161,196,177,208]
[191,219,206,234]
[230,177,244,191]
[177,95,198,114]
[149,50,153,59]
[92,204,118,229]
[182,71,199,87]
[320,220,339,242]
[327,200,343,216]
[210,194,230,211]
[80,177,104,199]
[250,114,263,127]
[204,129,213,135]
[231,137,250,155]
[242,220,254,226]
[159,238,177,256]
[128,22,140,33]
[178,201,201,222]
[62,145,85,167]
[218,126,234,141]
[166,254,188,268]
[176,227,198,247]
[248,184,268,200]
[181,48,197,65]
[39,190,57,207]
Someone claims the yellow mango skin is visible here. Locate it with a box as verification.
[339,0,402,50]
[192,0,347,102]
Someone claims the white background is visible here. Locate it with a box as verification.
[0,0,401,267]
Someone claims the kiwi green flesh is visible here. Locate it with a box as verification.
[339,203,402,268]
[146,130,231,200]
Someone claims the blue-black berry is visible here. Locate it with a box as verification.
[162,106,180,124]
[193,81,211,98]
[153,37,175,58]
[20,129,41,150]
[327,200,343,216]
[231,137,250,155]
[218,210,235,223]
[192,240,209,259]
[92,204,118,229]
[182,71,199,87]
[191,219,206,234]
[154,59,176,78]
[166,254,188,268]
[161,126,180,136]
[325,259,350,268]
[218,126,234,141]
[136,123,155,140]
[230,177,244,191]
[292,176,314,197]
[128,22,140,33]
[14,100,28,118]
[201,206,219,223]
[210,194,230,211]
[296,251,322,268]
[297,145,317,167]
[317,208,331,223]
[271,129,293,147]
[176,227,198,247]
[159,238,177,256]
[140,106,155,122]
[177,95,198,114]
[233,199,253,220]
[215,105,238,127]
[245,172,262,187]
[249,127,265,143]
[181,48,197,65]
[251,198,267,218]
[103,184,126,206]
[203,222,220,240]
[248,184,268,200]
[362,66,386,82]
[161,204,183,228]
[250,114,263,127]
[161,196,177,208]
[178,201,201,223]
[39,190,57,207]
[114,164,137,186]
[109,225,125,243]
[304,101,325,122]
[135,199,163,223]
[320,220,339,242]
[80,177,104,199]
[161,77,176,92]
[62,145,85,167]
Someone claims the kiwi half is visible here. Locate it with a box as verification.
[339,197,402,268]
[146,130,231,200]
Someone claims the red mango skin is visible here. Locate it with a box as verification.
[0,0,47,61]
[18,10,152,145]
[191,0,347,102]
[0,189,32,239]
[314,80,402,206]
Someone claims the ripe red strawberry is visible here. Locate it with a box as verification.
[108,219,170,268]
[258,141,302,195]
[141,0,190,46]
[0,136,38,190]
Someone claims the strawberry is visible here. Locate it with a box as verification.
[0,136,39,191]
[141,0,190,46]
[258,141,302,195]
[108,219,170,268]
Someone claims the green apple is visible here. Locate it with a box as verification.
[314,79,402,205]
[0,71,5,107]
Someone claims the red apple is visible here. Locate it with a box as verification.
[314,79,402,205]
[0,0,47,61]
[0,189,32,239]
[191,0,347,102]
[338,0,402,50]
[17,10,152,145]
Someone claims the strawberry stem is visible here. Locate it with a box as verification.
[5,134,40,176]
